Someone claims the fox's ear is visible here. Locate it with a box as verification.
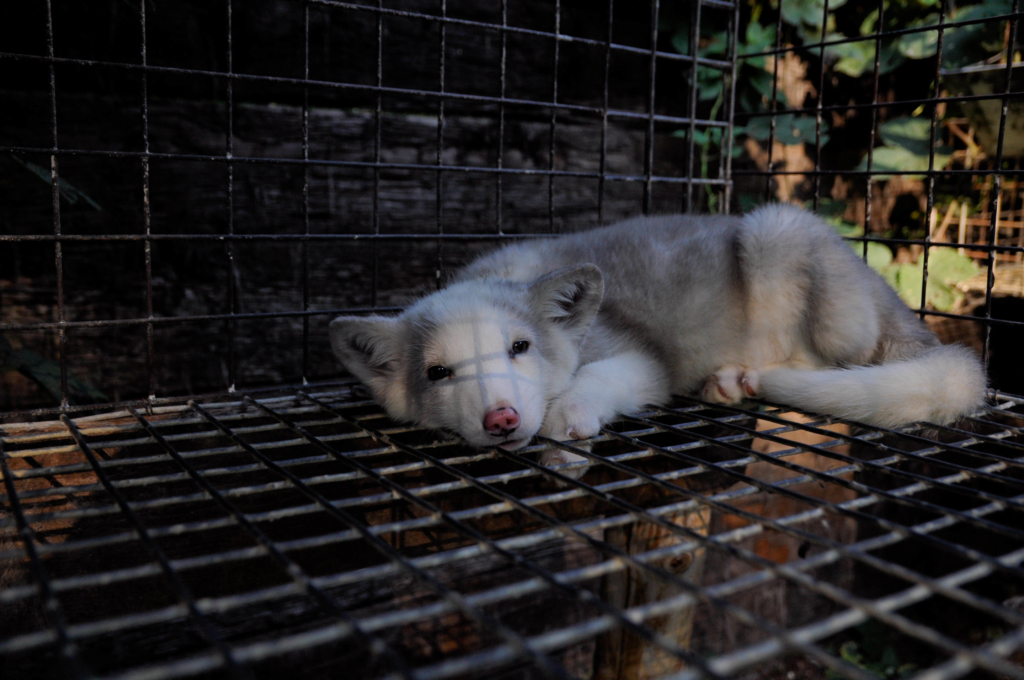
[528,264,603,338]
[329,315,402,382]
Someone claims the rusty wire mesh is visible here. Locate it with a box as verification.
[3,1,1024,679]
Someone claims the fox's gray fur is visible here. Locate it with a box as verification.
[330,204,987,460]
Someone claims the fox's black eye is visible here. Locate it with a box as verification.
[427,366,451,381]
[511,340,529,355]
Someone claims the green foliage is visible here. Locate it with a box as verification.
[669,4,830,172]
[830,640,916,679]
[779,0,849,30]
[736,192,765,214]
[820,201,977,312]
[826,621,917,680]
[885,247,979,311]
[671,19,782,108]
[828,40,877,78]
[875,117,934,157]
[671,30,729,101]
[672,126,744,158]
[805,0,1006,79]
[669,13,820,210]
[856,116,953,178]
[941,0,1014,69]
[897,16,940,60]
[742,113,827,146]
[667,0,1009,210]
[0,336,107,405]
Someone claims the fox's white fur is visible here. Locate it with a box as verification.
[330,205,987,462]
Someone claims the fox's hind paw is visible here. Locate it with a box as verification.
[741,370,760,397]
[702,366,760,404]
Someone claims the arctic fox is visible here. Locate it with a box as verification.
[329,204,987,457]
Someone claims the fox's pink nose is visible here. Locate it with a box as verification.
[483,406,520,435]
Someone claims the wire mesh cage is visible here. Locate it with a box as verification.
[2,1,1024,679]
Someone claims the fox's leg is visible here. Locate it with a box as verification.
[701,365,758,404]
[701,350,830,406]
[536,352,667,483]
[541,351,670,441]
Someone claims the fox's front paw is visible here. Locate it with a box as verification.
[539,448,591,483]
[702,366,760,404]
[543,392,603,441]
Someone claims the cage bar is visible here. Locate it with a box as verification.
[3,2,1024,679]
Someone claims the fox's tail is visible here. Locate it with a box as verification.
[757,344,987,428]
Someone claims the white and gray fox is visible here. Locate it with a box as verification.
[329,204,987,464]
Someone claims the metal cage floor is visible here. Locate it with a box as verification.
[3,387,1024,680]
[3,0,1024,678]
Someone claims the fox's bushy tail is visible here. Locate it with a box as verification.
[758,344,987,428]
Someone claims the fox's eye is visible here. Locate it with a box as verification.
[511,340,530,355]
[427,366,451,381]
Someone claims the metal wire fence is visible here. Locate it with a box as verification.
[3,0,1024,678]
[0,0,738,416]
[2,387,1024,679]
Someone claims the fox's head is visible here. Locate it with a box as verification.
[329,265,603,450]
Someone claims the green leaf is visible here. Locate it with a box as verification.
[741,20,777,68]
[796,16,837,46]
[880,261,900,289]
[860,146,926,173]
[671,29,691,57]
[824,35,904,77]
[10,155,104,212]
[700,32,729,58]
[816,197,852,220]
[828,39,875,78]
[897,15,940,60]
[930,282,960,312]
[878,41,906,75]
[698,77,724,102]
[859,9,879,37]
[856,144,952,178]
[942,0,1013,69]
[745,20,775,51]
[672,127,743,157]
[831,222,862,238]
[864,241,894,273]
[1,340,108,404]
[879,117,934,156]
[838,641,863,666]
[780,0,849,28]
[927,247,978,286]
[690,127,724,146]
[880,646,900,671]
[885,252,972,312]
[893,261,924,307]
[736,193,764,213]
[746,68,788,106]
[855,117,955,178]
[743,114,827,146]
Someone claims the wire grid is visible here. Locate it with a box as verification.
[3,0,1024,678]
[0,0,739,417]
[3,1,1020,419]
[734,0,1024,354]
[1,386,1024,679]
